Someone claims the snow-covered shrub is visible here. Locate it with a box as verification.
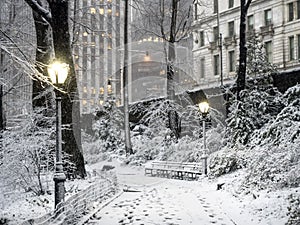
[246,34,277,87]
[91,100,124,156]
[243,142,300,190]
[286,194,300,225]
[209,146,247,177]
[125,97,225,165]
[133,99,182,139]
[0,110,55,195]
[253,85,300,144]
[226,87,282,146]
[241,85,300,189]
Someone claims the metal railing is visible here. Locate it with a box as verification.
[21,172,118,225]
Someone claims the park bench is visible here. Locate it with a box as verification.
[144,161,203,180]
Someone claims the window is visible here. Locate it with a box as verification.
[214,0,218,13]
[288,2,294,21]
[213,26,219,42]
[228,21,235,37]
[265,41,273,63]
[289,36,295,60]
[229,51,235,72]
[298,34,300,60]
[229,0,234,8]
[214,55,220,75]
[200,58,205,78]
[264,9,272,26]
[247,15,254,31]
[195,3,198,20]
[297,0,300,19]
[200,31,205,46]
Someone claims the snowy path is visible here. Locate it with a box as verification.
[84,161,288,225]
[86,180,235,225]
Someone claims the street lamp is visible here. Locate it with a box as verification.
[198,101,209,175]
[48,61,69,209]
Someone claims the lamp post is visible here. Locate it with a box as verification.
[198,101,209,175]
[48,61,69,209]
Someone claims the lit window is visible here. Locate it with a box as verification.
[214,55,220,75]
[100,87,104,95]
[99,8,104,15]
[90,8,96,14]
[83,32,88,36]
[107,9,112,14]
[289,36,295,61]
[264,9,272,26]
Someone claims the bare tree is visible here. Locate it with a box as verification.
[132,0,194,100]
[236,0,252,99]
[131,0,194,140]
[24,0,86,178]
[123,0,133,155]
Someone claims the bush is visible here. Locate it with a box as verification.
[209,146,247,177]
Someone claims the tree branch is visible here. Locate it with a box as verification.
[24,0,52,24]
[245,0,252,10]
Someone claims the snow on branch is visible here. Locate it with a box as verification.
[24,0,52,24]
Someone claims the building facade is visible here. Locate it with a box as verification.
[74,0,197,112]
[72,0,123,114]
[0,0,34,125]
[192,0,300,89]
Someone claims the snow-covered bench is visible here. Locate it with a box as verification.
[144,161,202,180]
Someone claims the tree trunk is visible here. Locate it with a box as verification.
[32,9,52,109]
[167,41,176,100]
[123,0,133,155]
[49,0,86,178]
[237,0,252,99]
[166,0,181,140]
[166,0,178,101]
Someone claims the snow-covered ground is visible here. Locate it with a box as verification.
[1,159,298,225]
[84,159,296,225]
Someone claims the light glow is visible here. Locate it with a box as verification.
[48,61,69,84]
[198,101,209,114]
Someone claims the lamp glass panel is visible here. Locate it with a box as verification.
[48,62,69,84]
[199,102,209,114]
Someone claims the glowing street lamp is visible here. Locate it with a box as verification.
[198,101,210,175]
[47,61,69,209]
[48,61,69,85]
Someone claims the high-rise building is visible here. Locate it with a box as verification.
[74,0,197,112]
[72,0,123,113]
[0,0,34,125]
[193,0,300,89]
